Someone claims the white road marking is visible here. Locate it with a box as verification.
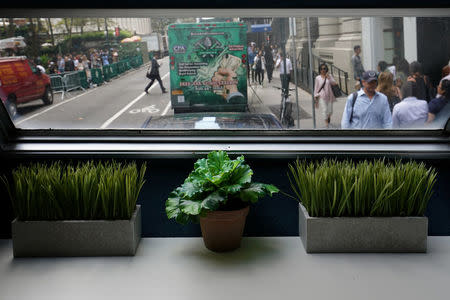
[142,105,160,113]
[161,100,172,116]
[15,88,98,126]
[15,63,162,126]
[100,72,169,129]
[129,105,160,114]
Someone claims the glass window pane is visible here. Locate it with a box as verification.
[0,15,448,130]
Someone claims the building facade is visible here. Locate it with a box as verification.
[112,18,152,36]
[285,17,450,90]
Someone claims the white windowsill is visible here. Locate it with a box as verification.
[0,237,449,300]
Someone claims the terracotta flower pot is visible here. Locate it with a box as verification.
[199,206,250,252]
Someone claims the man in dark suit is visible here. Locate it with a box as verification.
[145,53,167,94]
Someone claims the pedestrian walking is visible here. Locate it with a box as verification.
[377,61,389,75]
[408,61,434,102]
[395,58,409,91]
[48,61,57,74]
[65,55,75,72]
[440,60,450,84]
[427,79,450,123]
[275,53,293,92]
[314,63,338,128]
[392,81,428,128]
[81,55,91,82]
[264,46,274,83]
[351,45,365,85]
[144,54,167,94]
[254,51,266,86]
[376,71,401,112]
[341,70,392,129]
[57,54,65,73]
[102,51,110,66]
[271,44,278,60]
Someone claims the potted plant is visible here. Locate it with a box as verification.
[288,159,437,253]
[166,150,279,252]
[1,160,147,257]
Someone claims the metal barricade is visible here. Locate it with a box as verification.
[50,75,65,100]
[117,62,125,74]
[63,71,85,93]
[129,57,137,68]
[78,70,89,89]
[110,63,118,78]
[125,60,132,70]
[102,65,112,82]
[130,56,143,68]
[91,68,104,86]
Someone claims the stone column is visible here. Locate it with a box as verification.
[332,17,363,87]
[311,18,341,76]
[313,18,341,49]
[403,17,418,63]
[333,18,362,69]
[361,17,385,72]
[286,18,306,61]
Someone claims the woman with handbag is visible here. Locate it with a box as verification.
[314,63,338,128]
[253,50,266,86]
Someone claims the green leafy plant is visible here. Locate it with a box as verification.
[1,161,147,221]
[288,159,437,217]
[39,54,51,68]
[166,151,279,224]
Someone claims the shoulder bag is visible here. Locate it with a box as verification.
[332,84,342,97]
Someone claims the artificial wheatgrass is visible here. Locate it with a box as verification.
[288,159,436,217]
[1,161,147,221]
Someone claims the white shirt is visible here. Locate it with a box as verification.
[392,97,428,128]
[276,58,292,75]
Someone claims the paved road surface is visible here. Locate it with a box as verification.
[14,58,172,129]
[12,56,349,130]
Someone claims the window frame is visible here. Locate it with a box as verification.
[1,8,450,160]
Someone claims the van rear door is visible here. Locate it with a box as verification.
[12,60,35,103]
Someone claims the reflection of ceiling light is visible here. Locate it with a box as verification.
[195,117,220,129]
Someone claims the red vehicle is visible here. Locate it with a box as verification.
[0,56,53,118]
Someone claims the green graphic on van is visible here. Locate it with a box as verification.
[168,22,247,113]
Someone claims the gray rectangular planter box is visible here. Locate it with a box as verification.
[299,204,427,253]
[12,205,141,257]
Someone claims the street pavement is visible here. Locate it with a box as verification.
[12,56,350,130]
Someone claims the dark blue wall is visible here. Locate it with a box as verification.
[1,157,449,238]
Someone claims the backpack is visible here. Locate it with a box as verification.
[255,57,262,71]
[349,92,358,123]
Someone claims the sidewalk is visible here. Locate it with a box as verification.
[247,70,349,129]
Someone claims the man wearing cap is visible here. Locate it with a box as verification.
[341,70,392,129]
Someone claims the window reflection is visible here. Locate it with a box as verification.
[0,16,448,130]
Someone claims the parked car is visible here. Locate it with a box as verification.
[0,56,53,118]
[143,112,283,129]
